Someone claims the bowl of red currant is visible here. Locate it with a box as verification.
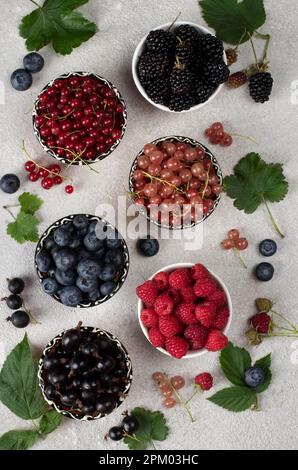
[32,72,127,165]
[38,324,133,420]
[129,136,223,229]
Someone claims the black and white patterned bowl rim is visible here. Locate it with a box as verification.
[128,136,223,230]
[35,214,130,308]
[32,71,128,165]
[38,326,133,421]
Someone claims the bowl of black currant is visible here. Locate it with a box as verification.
[35,214,129,308]
[132,22,229,112]
[38,324,133,420]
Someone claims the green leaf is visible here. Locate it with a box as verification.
[199,0,266,45]
[253,354,272,393]
[39,410,63,436]
[0,334,47,420]
[123,408,169,451]
[224,153,288,214]
[19,0,97,55]
[6,211,39,244]
[220,342,251,386]
[208,386,257,412]
[18,192,43,215]
[0,430,38,450]
[150,411,168,441]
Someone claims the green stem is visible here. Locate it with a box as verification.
[254,31,271,63]
[230,133,258,145]
[22,299,41,325]
[167,11,182,32]
[234,248,247,269]
[150,440,157,450]
[262,197,285,238]
[261,332,298,338]
[271,309,297,331]
[165,374,195,422]
[3,206,17,220]
[185,387,200,405]
[29,0,41,7]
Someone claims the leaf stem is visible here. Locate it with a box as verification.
[249,36,259,66]
[29,0,41,7]
[262,197,285,238]
[3,206,17,220]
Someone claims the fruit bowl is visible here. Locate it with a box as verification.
[128,136,223,229]
[35,214,129,308]
[137,262,232,359]
[132,21,228,113]
[38,325,133,420]
[33,71,127,165]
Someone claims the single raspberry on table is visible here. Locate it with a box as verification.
[153,271,169,291]
[181,286,197,303]
[148,326,165,348]
[169,268,192,289]
[136,280,159,307]
[140,308,159,327]
[193,278,217,298]
[208,289,227,307]
[213,306,229,330]
[159,315,182,338]
[191,263,210,281]
[167,287,182,306]
[154,293,174,316]
[195,372,213,391]
[205,330,228,352]
[184,323,209,350]
[250,312,271,334]
[227,71,248,88]
[165,336,189,359]
[195,301,217,327]
[175,303,197,325]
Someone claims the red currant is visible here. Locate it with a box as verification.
[65,185,74,194]
[221,133,233,147]
[24,161,36,172]
[29,172,39,182]
[41,177,54,189]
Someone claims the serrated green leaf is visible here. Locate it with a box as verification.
[220,342,251,386]
[0,334,47,420]
[39,410,63,436]
[150,411,168,441]
[199,0,266,45]
[208,386,257,412]
[18,192,43,215]
[0,430,38,450]
[19,0,97,55]
[123,434,148,451]
[6,211,39,244]
[123,408,169,451]
[253,354,272,393]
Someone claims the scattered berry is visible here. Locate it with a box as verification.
[225,48,238,66]
[152,371,165,384]
[0,174,20,194]
[244,367,265,388]
[3,294,22,310]
[7,278,25,294]
[250,312,271,334]
[255,262,274,281]
[65,185,74,194]
[249,72,273,103]
[163,397,176,408]
[170,375,185,390]
[195,372,213,391]
[255,297,273,313]
[221,229,248,268]
[227,71,248,88]
[7,310,30,328]
[259,239,277,257]
[121,415,139,433]
[108,426,124,441]
[137,236,159,257]
[10,69,32,91]
[23,53,44,73]
[205,330,228,352]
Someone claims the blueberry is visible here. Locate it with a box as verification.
[36,250,52,272]
[100,281,116,296]
[58,286,83,307]
[42,277,60,294]
[44,235,58,251]
[0,174,20,194]
[54,226,72,247]
[255,262,274,281]
[78,248,93,261]
[87,288,101,302]
[87,221,98,233]
[55,269,76,286]
[76,276,98,293]
[83,232,104,251]
[10,69,32,91]
[92,247,106,260]
[105,228,122,249]
[99,264,117,282]
[259,239,277,257]
[68,235,82,249]
[77,259,101,279]
[73,215,89,230]
[77,226,88,237]
[244,367,264,388]
[54,248,77,271]
[137,236,159,257]
[23,52,44,73]
[104,249,125,268]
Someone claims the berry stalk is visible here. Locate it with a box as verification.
[164,373,195,423]
[262,197,285,238]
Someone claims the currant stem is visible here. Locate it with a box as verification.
[22,299,41,325]
[22,141,69,181]
[230,133,259,145]
[164,373,195,422]
[262,197,285,238]
[184,387,200,405]
[234,248,248,269]
[142,171,185,194]
[271,309,297,332]
[201,168,210,200]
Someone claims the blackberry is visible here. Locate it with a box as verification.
[170,68,194,95]
[145,78,171,105]
[175,24,199,45]
[138,52,172,83]
[194,81,217,103]
[202,60,230,85]
[175,44,195,68]
[249,72,273,103]
[225,48,238,66]
[199,34,224,61]
[145,29,175,53]
[168,93,195,112]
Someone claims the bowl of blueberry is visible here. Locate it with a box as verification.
[35,214,129,307]
[33,71,127,165]
[38,324,132,420]
[129,136,223,229]
[132,22,229,112]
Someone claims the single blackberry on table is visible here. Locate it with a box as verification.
[202,60,230,85]
[170,67,194,95]
[249,72,273,103]
[175,24,199,45]
[194,81,217,103]
[168,93,196,112]
[145,29,175,53]
[199,34,224,61]
[145,78,171,105]
[138,52,172,83]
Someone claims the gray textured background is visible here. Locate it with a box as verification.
[0,0,297,450]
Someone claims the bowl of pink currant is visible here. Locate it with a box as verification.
[32,72,127,165]
[128,136,223,229]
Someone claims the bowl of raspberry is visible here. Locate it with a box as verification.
[33,72,127,165]
[35,214,129,308]
[132,22,228,112]
[137,262,232,359]
[129,136,223,229]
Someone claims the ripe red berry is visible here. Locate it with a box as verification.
[41,177,54,189]
[221,133,233,147]
[29,172,39,182]
[24,161,36,172]
[53,175,62,185]
[39,168,49,178]
[195,372,213,391]
[65,185,74,194]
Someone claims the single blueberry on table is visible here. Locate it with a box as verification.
[259,239,277,257]
[54,226,72,247]
[0,174,20,194]
[137,236,159,257]
[23,52,44,73]
[255,262,274,281]
[36,250,52,272]
[42,277,60,295]
[244,367,265,388]
[55,269,76,286]
[100,281,116,296]
[10,69,32,91]
[58,286,83,307]
[76,276,98,293]
[77,259,101,279]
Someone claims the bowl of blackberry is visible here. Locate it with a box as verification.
[33,72,127,165]
[35,214,129,307]
[132,22,229,112]
[38,324,132,420]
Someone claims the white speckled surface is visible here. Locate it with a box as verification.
[0,0,297,450]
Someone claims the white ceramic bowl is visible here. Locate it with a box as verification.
[137,262,233,359]
[132,21,227,113]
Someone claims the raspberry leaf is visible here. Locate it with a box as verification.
[0,430,38,450]
[7,212,39,244]
[39,410,63,436]
[18,192,43,215]
[19,0,97,55]
[253,354,272,393]
[123,408,168,450]
[208,386,257,412]
[220,342,252,387]
[199,0,266,45]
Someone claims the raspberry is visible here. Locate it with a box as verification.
[250,312,271,334]
[153,271,169,291]
[195,372,213,391]
[191,263,209,281]
[205,330,228,352]
[140,308,159,327]
[195,301,217,328]
[148,326,165,348]
[227,71,248,88]
[193,278,217,298]
[136,280,158,307]
[181,286,196,303]
[165,336,189,359]
[208,289,226,307]
[154,293,174,316]
[167,287,182,306]
[159,315,182,338]
[249,72,273,103]
[169,268,192,289]
[213,306,229,330]
[175,303,197,325]
[184,324,208,350]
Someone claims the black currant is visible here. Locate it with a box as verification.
[95,355,115,373]
[113,363,126,378]
[48,367,68,386]
[44,384,56,400]
[122,415,139,433]
[7,310,30,328]
[82,402,95,415]
[81,389,96,402]
[95,394,116,414]
[71,377,82,389]
[60,390,78,407]
[80,342,98,355]
[108,426,124,441]
[97,337,111,352]
[7,278,25,294]
[61,329,80,350]
[43,354,60,370]
[70,354,90,373]
[105,383,122,395]
[3,294,23,310]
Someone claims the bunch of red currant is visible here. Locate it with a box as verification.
[205,122,233,147]
[152,371,185,409]
[221,229,249,268]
